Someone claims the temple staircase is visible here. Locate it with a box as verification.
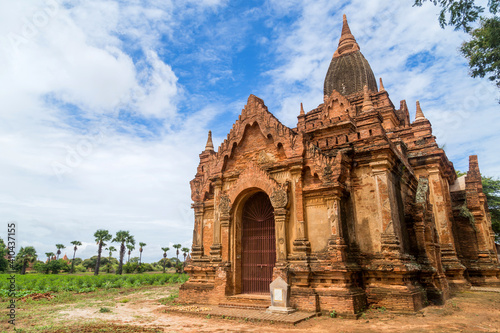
[219,294,271,310]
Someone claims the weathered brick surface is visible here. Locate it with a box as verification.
[365,286,425,312]
[316,288,367,314]
[179,15,500,312]
[179,282,215,304]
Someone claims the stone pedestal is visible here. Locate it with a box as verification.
[267,277,296,314]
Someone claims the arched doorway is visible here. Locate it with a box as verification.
[241,192,276,294]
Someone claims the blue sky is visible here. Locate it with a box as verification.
[0,0,499,263]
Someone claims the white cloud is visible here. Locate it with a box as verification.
[0,0,226,262]
[133,50,179,118]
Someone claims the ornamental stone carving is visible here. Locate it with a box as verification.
[219,193,231,215]
[327,199,339,232]
[416,177,429,204]
[258,150,275,164]
[323,164,333,183]
[270,183,288,209]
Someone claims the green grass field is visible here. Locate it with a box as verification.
[0,272,189,297]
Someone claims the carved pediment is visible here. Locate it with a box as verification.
[191,95,306,202]
[323,90,355,120]
[211,95,302,174]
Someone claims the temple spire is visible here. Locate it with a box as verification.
[205,130,214,151]
[379,78,385,92]
[467,155,481,183]
[341,14,353,35]
[324,14,377,97]
[300,103,305,116]
[362,85,374,112]
[415,101,426,122]
[334,14,360,58]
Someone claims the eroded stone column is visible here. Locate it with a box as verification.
[291,166,310,254]
[372,165,402,255]
[415,177,450,302]
[191,202,205,260]
[270,184,289,263]
[427,168,465,274]
[274,209,288,262]
[218,193,231,262]
[466,156,494,259]
[327,191,347,262]
[210,180,224,262]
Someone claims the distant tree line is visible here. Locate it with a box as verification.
[0,229,190,275]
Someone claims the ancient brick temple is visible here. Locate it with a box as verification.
[180,15,500,313]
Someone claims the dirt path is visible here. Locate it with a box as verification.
[8,286,500,332]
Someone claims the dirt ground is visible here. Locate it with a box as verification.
[5,286,500,332]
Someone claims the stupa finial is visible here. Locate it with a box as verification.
[379,78,385,92]
[205,130,214,151]
[362,85,374,112]
[334,14,360,58]
[415,101,426,122]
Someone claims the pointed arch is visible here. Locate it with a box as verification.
[228,162,280,204]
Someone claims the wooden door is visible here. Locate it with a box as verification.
[241,192,276,294]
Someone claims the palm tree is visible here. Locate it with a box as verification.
[113,230,135,275]
[18,246,37,275]
[45,252,54,263]
[126,244,135,263]
[94,229,112,276]
[173,244,181,260]
[108,246,117,259]
[138,242,146,266]
[182,247,190,262]
[161,247,169,273]
[106,246,117,273]
[44,252,54,274]
[70,240,82,273]
[55,244,65,260]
